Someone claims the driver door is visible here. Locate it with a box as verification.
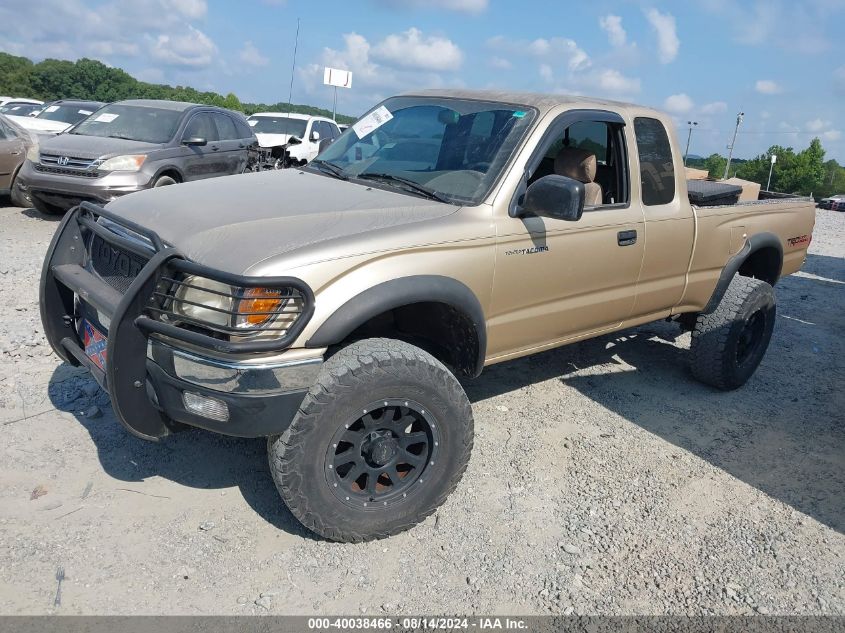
[487,111,645,360]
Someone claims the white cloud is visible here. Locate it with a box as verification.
[375,0,487,14]
[489,56,512,70]
[169,0,207,19]
[149,25,216,67]
[645,8,679,63]
[372,27,463,71]
[594,69,641,95]
[700,101,727,115]
[489,35,590,72]
[664,93,694,114]
[487,34,637,97]
[239,41,268,67]
[599,15,627,47]
[822,129,842,141]
[755,79,782,94]
[806,118,829,132]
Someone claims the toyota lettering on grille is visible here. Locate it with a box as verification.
[93,238,144,279]
[57,156,70,166]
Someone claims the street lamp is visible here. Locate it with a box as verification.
[723,111,744,180]
[683,121,698,166]
[766,153,777,191]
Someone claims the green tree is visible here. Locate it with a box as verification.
[703,153,727,180]
[0,52,358,123]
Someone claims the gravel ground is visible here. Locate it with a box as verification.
[0,202,843,616]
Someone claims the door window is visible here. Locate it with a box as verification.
[183,113,219,142]
[213,114,239,141]
[634,117,675,206]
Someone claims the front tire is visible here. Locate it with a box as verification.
[268,338,474,542]
[690,275,776,390]
[153,175,178,188]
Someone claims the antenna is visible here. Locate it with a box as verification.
[285,18,300,118]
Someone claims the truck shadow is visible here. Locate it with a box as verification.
[466,253,845,534]
[47,368,316,539]
[47,253,843,539]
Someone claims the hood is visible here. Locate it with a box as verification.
[38,133,159,160]
[255,132,299,148]
[6,115,69,133]
[105,170,460,273]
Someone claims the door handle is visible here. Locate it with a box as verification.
[617,230,637,246]
[211,145,220,151]
[10,150,21,155]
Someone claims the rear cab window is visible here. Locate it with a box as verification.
[634,117,676,206]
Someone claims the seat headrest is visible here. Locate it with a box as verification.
[554,147,597,183]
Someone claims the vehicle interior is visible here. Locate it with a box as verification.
[528,119,628,208]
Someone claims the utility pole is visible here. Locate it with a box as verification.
[723,111,744,180]
[683,121,698,166]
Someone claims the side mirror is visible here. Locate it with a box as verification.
[519,175,585,221]
[310,130,320,142]
[182,136,207,146]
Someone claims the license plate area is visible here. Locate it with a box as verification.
[81,319,108,372]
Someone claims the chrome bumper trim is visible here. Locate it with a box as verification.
[148,340,322,394]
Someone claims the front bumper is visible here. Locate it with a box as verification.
[18,160,152,210]
[40,202,318,440]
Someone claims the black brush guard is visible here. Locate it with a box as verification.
[40,202,315,440]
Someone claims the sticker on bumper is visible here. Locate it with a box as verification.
[82,320,108,372]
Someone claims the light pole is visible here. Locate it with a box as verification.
[723,111,744,180]
[766,154,777,191]
[683,121,698,166]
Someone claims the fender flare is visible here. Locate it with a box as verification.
[306,275,487,375]
[151,165,185,184]
[703,232,783,313]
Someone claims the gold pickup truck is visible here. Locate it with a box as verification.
[39,89,815,542]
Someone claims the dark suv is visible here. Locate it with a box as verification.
[17,99,258,214]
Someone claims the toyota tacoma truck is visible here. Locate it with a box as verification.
[39,90,816,542]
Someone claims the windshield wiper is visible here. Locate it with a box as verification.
[308,159,348,180]
[356,172,449,203]
[107,134,135,140]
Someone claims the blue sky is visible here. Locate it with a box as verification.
[2,0,843,161]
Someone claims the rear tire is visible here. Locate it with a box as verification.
[153,175,178,188]
[268,338,474,542]
[690,275,776,390]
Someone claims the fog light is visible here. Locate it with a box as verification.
[182,391,229,422]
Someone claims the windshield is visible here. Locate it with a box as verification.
[70,104,183,143]
[37,104,99,124]
[248,116,308,138]
[312,96,536,204]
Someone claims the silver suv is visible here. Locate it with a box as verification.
[17,99,258,215]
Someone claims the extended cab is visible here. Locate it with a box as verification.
[40,90,815,542]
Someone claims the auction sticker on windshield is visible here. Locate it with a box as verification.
[82,320,108,372]
[94,113,119,123]
[353,105,393,138]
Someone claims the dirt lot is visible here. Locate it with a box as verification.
[0,202,843,616]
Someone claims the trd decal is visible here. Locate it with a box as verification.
[505,245,549,256]
[787,235,810,247]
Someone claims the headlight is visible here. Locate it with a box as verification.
[172,276,233,327]
[99,154,147,172]
[170,277,287,332]
[26,144,39,163]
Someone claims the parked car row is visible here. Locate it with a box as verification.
[0,94,348,214]
[6,99,107,135]
[819,194,845,210]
